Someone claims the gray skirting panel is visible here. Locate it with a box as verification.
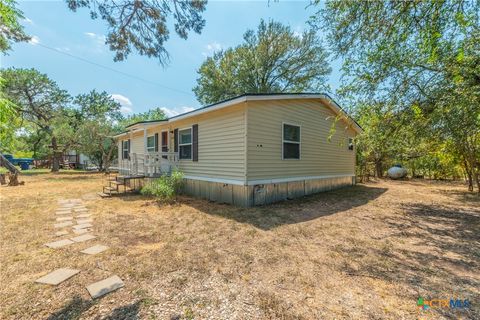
[182,176,355,207]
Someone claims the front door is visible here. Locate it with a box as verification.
[161,131,168,159]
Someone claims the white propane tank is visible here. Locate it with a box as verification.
[387,166,408,179]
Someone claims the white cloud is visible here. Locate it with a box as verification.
[84,32,97,38]
[29,35,40,45]
[24,17,34,25]
[161,106,195,118]
[202,41,222,57]
[111,94,133,114]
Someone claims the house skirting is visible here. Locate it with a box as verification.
[182,175,355,207]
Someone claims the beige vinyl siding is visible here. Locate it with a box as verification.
[156,103,247,182]
[130,131,144,155]
[246,99,356,181]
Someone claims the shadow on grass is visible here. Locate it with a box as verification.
[102,301,141,320]
[187,184,387,230]
[47,296,142,320]
[21,170,99,176]
[339,203,480,318]
[47,295,93,320]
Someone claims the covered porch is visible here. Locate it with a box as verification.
[118,151,179,176]
[115,121,179,177]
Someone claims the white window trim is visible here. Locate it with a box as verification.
[146,135,156,153]
[122,140,129,159]
[178,126,193,160]
[161,130,169,152]
[282,122,301,160]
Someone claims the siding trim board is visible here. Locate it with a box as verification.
[246,174,355,186]
[184,175,245,186]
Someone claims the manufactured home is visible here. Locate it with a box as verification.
[113,93,362,206]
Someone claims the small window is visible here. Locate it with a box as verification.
[122,140,129,159]
[146,135,155,153]
[348,138,354,151]
[179,128,192,160]
[283,123,300,159]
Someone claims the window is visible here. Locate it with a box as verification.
[348,138,354,151]
[161,131,168,152]
[178,128,192,160]
[146,135,155,153]
[283,123,300,159]
[122,140,129,159]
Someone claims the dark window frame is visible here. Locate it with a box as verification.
[282,123,301,160]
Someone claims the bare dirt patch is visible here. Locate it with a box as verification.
[1,173,478,319]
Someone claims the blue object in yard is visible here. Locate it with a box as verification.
[4,154,14,163]
[19,161,30,170]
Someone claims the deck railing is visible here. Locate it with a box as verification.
[117,152,179,176]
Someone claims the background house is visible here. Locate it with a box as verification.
[114,93,362,206]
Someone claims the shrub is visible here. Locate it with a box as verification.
[141,170,184,203]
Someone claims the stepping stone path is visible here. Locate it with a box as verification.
[73,228,91,235]
[45,239,74,248]
[35,268,80,285]
[81,245,109,255]
[86,275,124,299]
[56,216,73,222]
[73,223,93,230]
[54,221,73,228]
[71,234,96,243]
[36,198,124,299]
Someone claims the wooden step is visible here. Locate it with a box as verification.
[110,181,124,186]
[98,192,111,198]
[103,186,118,192]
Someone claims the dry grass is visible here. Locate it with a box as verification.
[0,172,479,319]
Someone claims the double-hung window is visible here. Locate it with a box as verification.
[179,128,192,160]
[282,123,300,159]
[348,137,354,151]
[122,140,129,159]
[146,135,156,153]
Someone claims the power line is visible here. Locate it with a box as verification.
[36,43,194,97]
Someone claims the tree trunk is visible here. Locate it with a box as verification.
[464,160,474,192]
[7,172,23,186]
[51,136,60,172]
[375,160,383,178]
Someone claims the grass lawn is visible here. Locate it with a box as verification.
[0,173,478,319]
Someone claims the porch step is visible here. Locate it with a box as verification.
[110,181,124,185]
[98,192,111,198]
[103,186,117,191]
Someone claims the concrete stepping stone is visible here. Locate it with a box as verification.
[86,275,124,299]
[81,245,109,255]
[76,218,93,224]
[55,230,69,237]
[73,228,92,235]
[56,211,71,215]
[70,234,96,242]
[73,223,93,230]
[55,221,73,228]
[45,239,74,248]
[56,216,73,222]
[35,268,80,285]
[76,213,91,218]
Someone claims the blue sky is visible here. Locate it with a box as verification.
[1,0,342,117]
